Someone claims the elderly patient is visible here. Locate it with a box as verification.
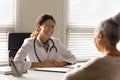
[63,12,120,80]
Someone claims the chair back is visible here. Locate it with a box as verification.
[8,33,31,59]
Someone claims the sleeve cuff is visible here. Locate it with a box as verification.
[23,61,32,70]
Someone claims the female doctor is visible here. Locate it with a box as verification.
[14,14,76,69]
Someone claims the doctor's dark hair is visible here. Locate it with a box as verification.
[96,12,120,45]
[31,14,56,38]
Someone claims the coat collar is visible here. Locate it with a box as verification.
[36,34,50,47]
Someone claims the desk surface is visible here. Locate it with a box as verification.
[0,70,65,80]
[0,63,85,80]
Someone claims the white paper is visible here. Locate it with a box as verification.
[34,67,72,73]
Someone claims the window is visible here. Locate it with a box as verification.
[0,0,16,65]
[67,0,120,62]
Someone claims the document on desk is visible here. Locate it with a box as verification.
[33,63,86,73]
[34,67,72,73]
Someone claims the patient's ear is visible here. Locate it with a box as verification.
[97,31,103,40]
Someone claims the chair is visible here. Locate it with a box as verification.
[8,33,31,59]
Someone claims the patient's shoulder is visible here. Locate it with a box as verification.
[81,57,104,69]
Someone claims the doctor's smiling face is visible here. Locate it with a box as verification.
[35,14,56,43]
[30,14,56,43]
[39,19,55,40]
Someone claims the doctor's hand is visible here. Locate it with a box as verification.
[40,60,68,67]
[49,60,70,67]
[31,60,58,67]
[41,60,61,67]
[31,60,70,68]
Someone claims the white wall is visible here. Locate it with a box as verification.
[16,0,66,42]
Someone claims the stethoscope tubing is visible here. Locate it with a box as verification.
[33,38,57,62]
[34,38,41,62]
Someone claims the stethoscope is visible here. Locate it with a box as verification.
[33,38,57,62]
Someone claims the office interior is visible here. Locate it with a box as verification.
[0,0,120,80]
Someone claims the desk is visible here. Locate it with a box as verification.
[0,62,85,80]
[0,70,65,80]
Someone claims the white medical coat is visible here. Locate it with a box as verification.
[14,35,76,69]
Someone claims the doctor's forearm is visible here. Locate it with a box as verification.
[31,62,41,68]
[31,61,70,68]
[31,61,59,68]
[31,62,53,68]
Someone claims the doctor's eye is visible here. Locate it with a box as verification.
[45,25,55,29]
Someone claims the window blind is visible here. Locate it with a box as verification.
[67,0,120,62]
[67,26,101,62]
[0,0,16,64]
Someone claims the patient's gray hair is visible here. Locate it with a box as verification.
[98,12,120,45]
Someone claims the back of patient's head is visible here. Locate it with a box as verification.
[97,12,120,45]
